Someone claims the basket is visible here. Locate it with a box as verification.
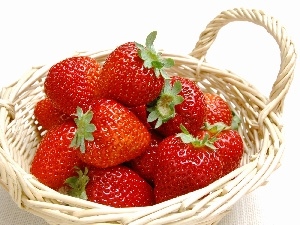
[0,8,296,225]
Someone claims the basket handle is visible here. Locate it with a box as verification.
[190,8,296,126]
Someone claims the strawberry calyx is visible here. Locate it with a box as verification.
[147,80,184,128]
[70,107,96,153]
[135,31,174,79]
[65,167,89,200]
[177,124,216,149]
[202,122,230,135]
[231,112,241,130]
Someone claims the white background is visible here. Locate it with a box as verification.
[0,1,299,224]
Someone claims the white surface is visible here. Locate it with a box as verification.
[0,1,299,224]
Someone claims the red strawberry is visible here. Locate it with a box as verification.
[70,98,151,168]
[129,131,163,183]
[153,125,223,203]
[148,76,207,137]
[199,123,244,176]
[128,104,152,130]
[215,130,243,175]
[34,97,71,130]
[66,165,155,208]
[98,31,174,107]
[30,121,84,190]
[204,92,232,126]
[44,56,102,115]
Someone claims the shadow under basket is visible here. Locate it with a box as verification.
[0,8,297,225]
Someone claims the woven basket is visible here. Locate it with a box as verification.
[0,8,296,225]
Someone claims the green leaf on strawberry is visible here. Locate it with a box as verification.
[147,80,184,128]
[65,167,89,200]
[231,112,241,130]
[70,107,96,153]
[177,124,216,149]
[135,31,174,79]
[202,122,229,134]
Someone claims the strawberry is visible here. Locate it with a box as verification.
[153,125,223,203]
[70,98,151,168]
[128,104,152,130]
[204,92,232,126]
[129,131,163,184]
[148,76,207,137]
[34,97,71,130]
[215,129,243,175]
[66,165,155,208]
[44,56,102,115]
[98,31,174,107]
[30,121,84,190]
[199,123,244,176]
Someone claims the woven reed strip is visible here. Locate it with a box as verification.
[0,7,296,225]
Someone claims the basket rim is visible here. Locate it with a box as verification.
[0,7,297,225]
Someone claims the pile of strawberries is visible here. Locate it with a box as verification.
[31,31,244,208]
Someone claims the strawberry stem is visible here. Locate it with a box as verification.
[135,31,174,79]
[147,80,184,128]
[70,107,96,153]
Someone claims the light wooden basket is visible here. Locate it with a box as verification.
[0,8,296,225]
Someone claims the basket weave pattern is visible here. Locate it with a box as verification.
[0,8,297,225]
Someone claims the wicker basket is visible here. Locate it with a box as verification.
[0,8,296,225]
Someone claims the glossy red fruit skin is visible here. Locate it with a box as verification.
[34,97,71,130]
[129,132,163,184]
[153,135,223,203]
[128,104,152,130]
[204,92,232,126]
[30,121,83,190]
[44,56,102,115]
[99,42,165,107]
[155,76,207,137]
[79,98,151,168]
[86,165,155,208]
[197,129,244,176]
[214,129,244,175]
